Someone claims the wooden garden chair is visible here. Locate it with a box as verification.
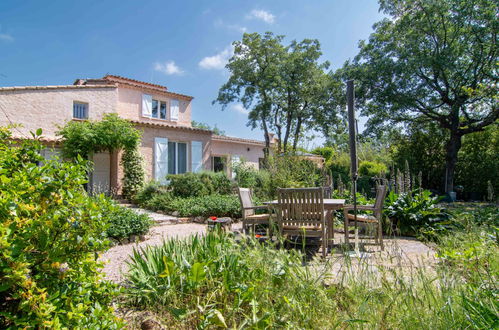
[276,187,328,258]
[343,185,388,250]
[237,188,271,235]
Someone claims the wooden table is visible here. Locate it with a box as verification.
[265,199,345,245]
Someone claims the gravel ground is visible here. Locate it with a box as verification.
[100,222,206,282]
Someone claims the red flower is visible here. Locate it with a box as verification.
[210,216,217,221]
[255,234,262,238]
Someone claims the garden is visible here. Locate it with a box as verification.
[1,0,498,328]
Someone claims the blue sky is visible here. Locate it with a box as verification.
[0,0,384,145]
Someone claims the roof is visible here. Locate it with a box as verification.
[212,134,267,146]
[102,75,194,100]
[129,120,212,134]
[0,85,116,92]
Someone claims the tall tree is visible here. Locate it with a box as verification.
[214,32,285,156]
[214,32,337,154]
[341,0,498,192]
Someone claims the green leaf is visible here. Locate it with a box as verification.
[36,128,43,136]
[189,262,206,284]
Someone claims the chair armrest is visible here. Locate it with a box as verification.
[243,205,268,210]
[343,204,375,211]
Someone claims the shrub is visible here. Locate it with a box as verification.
[139,193,241,218]
[141,192,175,213]
[359,161,387,177]
[121,147,145,200]
[134,181,169,205]
[0,128,120,328]
[385,189,451,237]
[97,199,152,240]
[167,172,233,198]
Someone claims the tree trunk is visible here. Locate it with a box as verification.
[445,130,462,193]
[292,117,303,151]
[261,113,271,159]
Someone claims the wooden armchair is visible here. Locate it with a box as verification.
[343,185,387,250]
[276,187,328,258]
[237,188,271,235]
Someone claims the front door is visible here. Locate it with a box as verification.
[92,152,111,194]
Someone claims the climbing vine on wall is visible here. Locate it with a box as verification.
[57,113,145,199]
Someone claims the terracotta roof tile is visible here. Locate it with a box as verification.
[129,120,212,134]
[212,134,267,146]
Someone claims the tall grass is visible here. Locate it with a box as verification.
[123,225,498,328]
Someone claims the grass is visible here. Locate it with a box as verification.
[121,205,498,329]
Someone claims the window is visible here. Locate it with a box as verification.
[168,141,188,174]
[151,99,167,119]
[212,156,226,173]
[73,102,88,119]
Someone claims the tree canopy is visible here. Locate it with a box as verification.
[340,0,498,192]
[214,32,341,154]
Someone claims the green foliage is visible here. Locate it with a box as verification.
[58,113,141,158]
[455,126,499,199]
[121,147,145,200]
[234,155,325,199]
[58,113,145,197]
[134,181,169,205]
[341,0,498,192]
[167,172,233,198]
[191,121,226,135]
[141,193,241,218]
[359,161,387,177]
[96,198,152,240]
[385,189,450,237]
[215,32,339,153]
[0,127,121,328]
[123,225,498,329]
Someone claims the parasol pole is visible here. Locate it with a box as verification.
[346,80,359,254]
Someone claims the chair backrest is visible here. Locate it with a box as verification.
[237,187,254,218]
[276,187,325,229]
[374,185,388,211]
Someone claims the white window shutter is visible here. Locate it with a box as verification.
[142,94,152,117]
[170,99,179,121]
[154,137,168,184]
[191,141,203,173]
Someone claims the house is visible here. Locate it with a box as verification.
[0,75,270,193]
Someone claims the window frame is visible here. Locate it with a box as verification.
[151,98,169,120]
[73,101,89,120]
[168,141,189,174]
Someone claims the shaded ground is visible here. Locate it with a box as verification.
[100,208,435,283]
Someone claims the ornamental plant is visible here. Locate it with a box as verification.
[58,113,145,199]
[0,127,121,328]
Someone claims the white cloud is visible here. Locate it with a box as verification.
[154,60,184,75]
[0,33,14,42]
[246,9,275,24]
[231,103,249,115]
[198,46,233,70]
[214,19,247,33]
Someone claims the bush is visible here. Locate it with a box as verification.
[97,199,152,240]
[121,147,145,200]
[359,161,387,177]
[235,155,325,199]
[134,181,169,205]
[138,193,241,218]
[0,128,120,328]
[167,172,233,198]
[385,189,451,237]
